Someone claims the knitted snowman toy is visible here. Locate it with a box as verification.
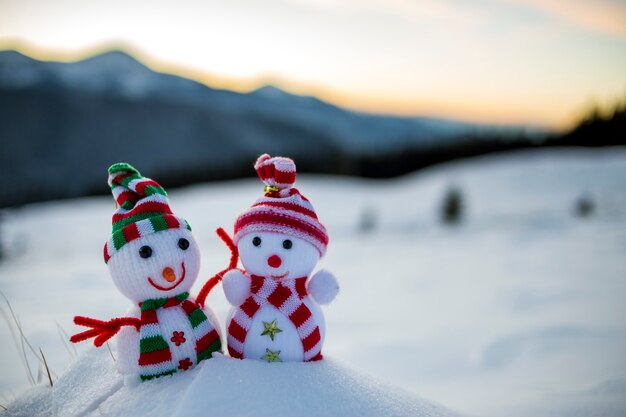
[223,154,339,362]
[71,163,223,383]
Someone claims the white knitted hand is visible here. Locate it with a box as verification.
[307,270,339,305]
[222,269,251,306]
[116,307,140,384]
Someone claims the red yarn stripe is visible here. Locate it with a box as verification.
[112,172,134,186]
[122,223,140,242]
[301,327,321,352]
[235,213,328,246]
[196,329,220,353]
[141,309,158,325]
[295,279,307,298]
[228,319,247,343]
[134,179,162,195]
[228,345,243,359]
[163,297,184,309]
[289,304,311,327]
[164,215,180,229]
[256,163,274,182]
[103,243,111,262]
[267,284,291,308]
[250,275,265,294]
[252,201,318,219]
[196,228,239,308]
[112,201,172,222]
[274,170,296,185]
[180,299,197,314]
[115,189,137,207]
[240,298,260,318]
[138,348,171,366]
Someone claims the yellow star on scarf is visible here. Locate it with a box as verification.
[261,319,282,341]
[261,348,282,363]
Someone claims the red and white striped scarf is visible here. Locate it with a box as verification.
[227,275,323,361]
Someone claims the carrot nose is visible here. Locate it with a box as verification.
[162,267,176,282]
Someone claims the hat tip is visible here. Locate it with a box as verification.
[254,154,297,190]
[108,162,140,176]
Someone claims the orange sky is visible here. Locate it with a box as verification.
[1,0,626,130]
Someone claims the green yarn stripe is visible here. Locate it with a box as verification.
[149,216,170,232]
[143,185,167,197]
[175,292,189,303]
[108,162,140,176]
[112,212,163,231]
[197,339,221,363]
[119,199,135,210]
[140,335,169,353]
[188,308,207,329]
[119,173,142,190]
[141,292,189,311]
[112,229,128,251]
[109,216,188,252]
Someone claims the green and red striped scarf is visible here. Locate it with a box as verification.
[138,292,221,381]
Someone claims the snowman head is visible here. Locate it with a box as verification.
[107,228,201,302]
[233,154,328,279]
[238,232,319,279]
[103,163,200,303]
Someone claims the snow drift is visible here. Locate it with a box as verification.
[2,348,462,417]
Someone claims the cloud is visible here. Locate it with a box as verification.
[295,0,626,39]
[509,0,626,39]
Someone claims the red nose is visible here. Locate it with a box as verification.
[267,255,282,268]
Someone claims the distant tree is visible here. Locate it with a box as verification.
[440,186,464,226]
[574,195,594,218]
[558,96,626,147]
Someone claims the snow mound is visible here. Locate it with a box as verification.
[175,353,460,417]
[3,349,461,417]
[52,347,120,417]
[1,386,51,417]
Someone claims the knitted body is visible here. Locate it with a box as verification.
[227,276,325,362]
[223,154,338,363]
[117,293,221,381]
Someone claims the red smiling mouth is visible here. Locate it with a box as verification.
[270,271,289,280]
[148,262,186,291]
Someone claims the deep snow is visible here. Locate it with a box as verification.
[1,147,626,416]
[2,347,461,417]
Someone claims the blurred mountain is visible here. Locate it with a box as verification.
[0,49,544,207]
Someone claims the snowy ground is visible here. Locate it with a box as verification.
[1,147,626,416]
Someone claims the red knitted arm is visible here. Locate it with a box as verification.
[70,316,141,347]
[196,228,239,307]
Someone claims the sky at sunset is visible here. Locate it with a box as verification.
[1,0,625,129]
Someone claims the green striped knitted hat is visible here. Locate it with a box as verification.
[103,163,191,263]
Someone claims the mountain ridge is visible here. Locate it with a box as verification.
[0,48,545,208]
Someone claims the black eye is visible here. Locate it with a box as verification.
[283,239,293,249]
[139,246,152,258]
[178,238,190,250]
[252,236,262,247]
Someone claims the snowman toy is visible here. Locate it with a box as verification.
[223,154,339,362]
[71,163,223,383]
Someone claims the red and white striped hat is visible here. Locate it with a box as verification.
[233,154,329,256]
